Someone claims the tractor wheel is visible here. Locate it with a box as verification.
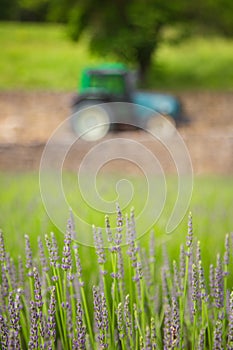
[71,101,111,141]
[146,114,176,138]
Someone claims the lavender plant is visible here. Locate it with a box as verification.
[0,210,232,349]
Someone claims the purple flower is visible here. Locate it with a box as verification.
[213,314,223,350]
[161,267,169,306]
[150,317,157,349]
[72,299,86,349]
[0,314,8,350]
[8,328,16,350]
[141,248,153,290]
[93,286,108,348]
[130,207,136,241]
[173,260,181,296]
[224,233,230,268]
[62,216,73,271]
[198,327,205,350]
[38,236,49,272]
[227,291,233,349]
[196,240,202,263]
[33,267,45,339]
[74,246,82,279]
[117,247,125,282]
[116,302,125,339]
[8,291,21,341]
[171,296,180,348]
[124,294,132,338]
[214,254,224,309]
[115,203,123,246]
[5,254,17,291]
[145,325,152,349]
[1,263,9,297]
[198,260,207,300]
[0,230,6,262]
[93,226,106,265]
[24,234,33,276]
[191,263,198,314]
[47,286,56,340]
[163,304,171,349]
[186,212,193,249]
[105,215,113,245]
[33,267,43,309]
[45,233,60,268]
[101,292,109,334]
[179,244,185,290]
[133,261,143,299]
[28,300,39,349]
[209,264,215,299]
[66,299,73,339]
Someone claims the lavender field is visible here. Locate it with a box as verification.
[0,208,233,349]
[0,173,233,348]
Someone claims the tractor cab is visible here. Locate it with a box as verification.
[77,63,135,103]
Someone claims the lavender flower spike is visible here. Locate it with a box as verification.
[0,314,8,350]
[198,327,205,350]
[214,254,224,309]
[105,215,113,245]
[72,299,86,349]
[186,212,193,248]
[38,236,49,272]
[115,203,123,246]
[0,230,6,262]
[28,300,39,349]
[93,286,108,348]
[150,317,157,349]
[47,286,56,341]
[93,225,106,265]
[213,315,223,350]
[116,302,125,340]
[224,233,230,268]
[25,234,33,276]
[62,216,73,271]
[45,233,60,268]
[227,291,233,349]
[171,296,180,348]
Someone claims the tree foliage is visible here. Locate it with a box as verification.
[0,0,49,21]
[48,0,233,83]
[1,0,232,83]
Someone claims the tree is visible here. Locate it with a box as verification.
[0,0,19,20]
[49,0,233,84]
[0,0,50,21]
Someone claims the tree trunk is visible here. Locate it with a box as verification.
[136,45,156,87]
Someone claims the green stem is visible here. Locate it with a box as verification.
[80,282,95,348]
[111,252,118,333]
[192,304,197,350]
[52,266,67,349]
[102,271,113,343]
[180,247,190,349]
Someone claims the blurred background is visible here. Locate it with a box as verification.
[0,0,233,254]
[0,0,232,172]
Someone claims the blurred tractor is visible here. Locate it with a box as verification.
[71,63,182,140]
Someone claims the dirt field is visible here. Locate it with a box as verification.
[0,91,233,174]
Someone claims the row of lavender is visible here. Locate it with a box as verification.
[0,207,232,349]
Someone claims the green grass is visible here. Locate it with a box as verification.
[0,21,232,91]
[0,172,233,268]
[152,36,233,90]
[0,22,103,91]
